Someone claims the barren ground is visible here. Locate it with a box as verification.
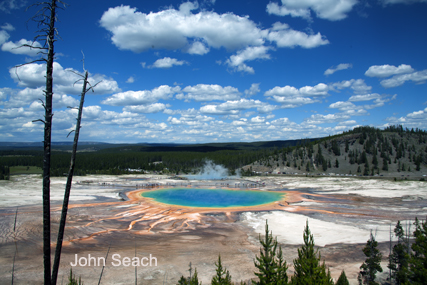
[0,174,426,284]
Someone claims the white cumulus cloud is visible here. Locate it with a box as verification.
[1,39,43,56]
[150,57,188,69]
[124,103,170,114]
[9,62,120,95]
[266,0,358,21]
[324,63,352,75]
[178,84,241,102]
[226,46,271,74]
[380,70,427,88]
[267,23,329,48]
[365,64,415,78]
[102,85,180,106]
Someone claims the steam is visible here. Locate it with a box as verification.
[185,160,239,180]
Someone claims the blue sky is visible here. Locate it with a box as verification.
[1,0,426,144]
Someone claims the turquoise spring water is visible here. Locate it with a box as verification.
[141,188,284,208]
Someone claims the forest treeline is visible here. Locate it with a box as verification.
[1,125,427,179]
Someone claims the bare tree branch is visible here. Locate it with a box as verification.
[32,119,46,124]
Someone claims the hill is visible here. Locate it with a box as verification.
[242,125,427,180]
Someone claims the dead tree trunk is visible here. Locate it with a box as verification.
[16,1,65,284]
[42,1,58,284]
[51,70,89,285]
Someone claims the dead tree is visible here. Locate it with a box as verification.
[51,65,100,285]
[16,1,66,284]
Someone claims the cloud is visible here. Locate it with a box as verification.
[304,113,351,124]
[226,46,271,74]
[264,83,329,108]
[9,62,120,95]
[99,4,265,53]
[200,99,274,115]
[266,2,311,19]
[0,30,10,45]
[124,103,170,114]
[324,63,352,75]
[99,3,328,73]
[0,23,15,31]
[167,113,214,126]
[365,64,415,78]
[386,107,427,130]
[126,76,135,83]
[330,79,372,94]
[0,0,27,13]
[102,85,179,106]
[365,64,427,88]
[380,0,427,5]
[349,93,382,102]
[266,0,358,21]
[244,83,260,97]
[187,41,210,55]
[1,39,43,56]
[267,22,329,48]
[150,57,188,69]
[265,83,329,97]
[380,70,427,88]
[329,101,358,111]
[177,84,241,101]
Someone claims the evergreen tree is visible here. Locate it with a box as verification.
[67,268,83,285]
[360,232,382,285]
[177,263,201,285]
[322,160,328,171]
[291,220,333,285]
[212,255,232,285]
[382,158,388,171]
[363,162,370,176]
[409,218,427,284]
[276,246,289,285]
[335,270,349,285]
[253,220,288,285]
[372,153,378,169]
[388,221,410,285]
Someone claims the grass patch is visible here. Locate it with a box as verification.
[10,166,43,175]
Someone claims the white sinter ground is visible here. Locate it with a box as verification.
[241,176,427,246]
[1,174,426,247]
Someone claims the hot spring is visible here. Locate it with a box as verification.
[141,188,284,208]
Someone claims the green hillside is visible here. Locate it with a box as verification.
[242,125,427,180]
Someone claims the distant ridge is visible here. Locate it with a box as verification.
[0,141,110,147]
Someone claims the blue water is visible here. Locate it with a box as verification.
[141,188,284,208]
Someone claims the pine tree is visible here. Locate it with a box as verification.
[177,263,201,285]
[388,221,410,285]
[291,220,333,285]
[67,268,83,285]
[409,218,427,284]
[335,270,349,285]
[382,158,388,171]
[276,246,289,285]
[360,232,382,285]
[253,220,288,285]
[212,255,232,285]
